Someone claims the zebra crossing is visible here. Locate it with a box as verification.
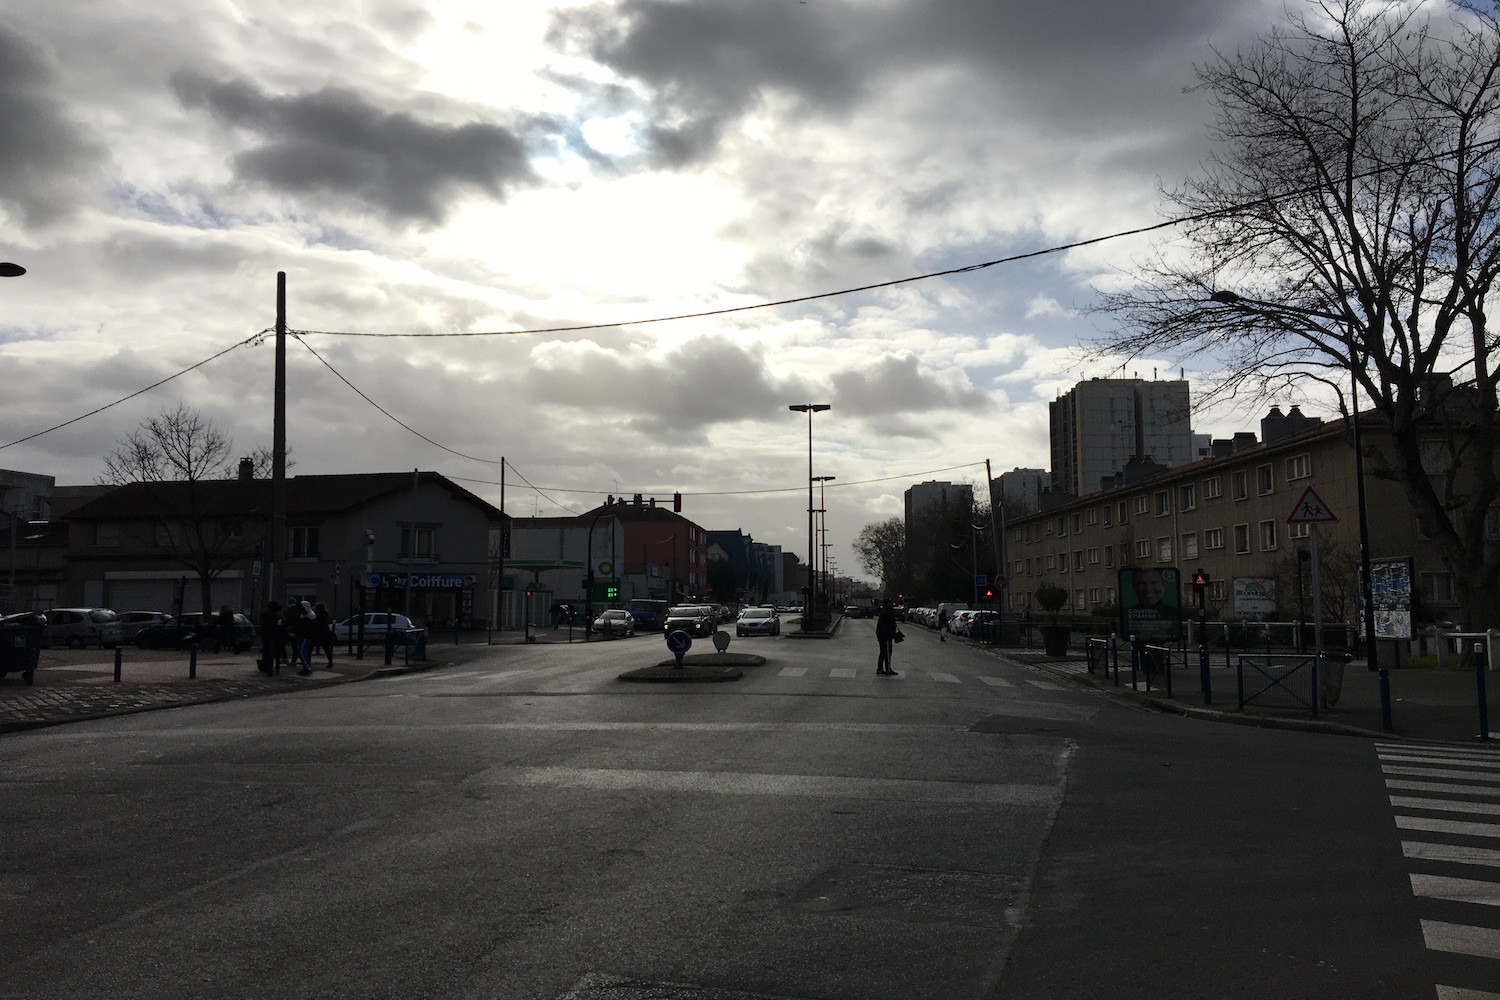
[379,664,1064,693]
[1377,740,1500,999]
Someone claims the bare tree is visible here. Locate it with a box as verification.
[1095,0,1500,630]
[854,517,908,598]
[100,404,270,615]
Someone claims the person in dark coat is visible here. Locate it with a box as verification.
[216,605,239,654]
[875,599,899,676]
[313,602,335,667]
[257,602,282,675]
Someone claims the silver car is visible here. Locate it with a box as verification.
[46,608,125,649]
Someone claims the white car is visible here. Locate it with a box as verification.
[736,607,781,637]
[333,612,416,641]
[593,609,636,638]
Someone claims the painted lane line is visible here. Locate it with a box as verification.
[929,672,960,684]
[1383,765,1500,784]
[979,676,1015,688]
[1388,779,1500,799]
[1397,816,1500,839]
[1421,919,1500,960]
[1391,796,1500,816]
[778,667,808,677]
[1436,986,1500,1000]
[830,668,856,679]
[1403,842,1500,868]
[1410,873,1500,906]
[1025,680,1065,691]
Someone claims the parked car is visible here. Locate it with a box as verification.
[593,609,636,638]
[135,612,257,651]
[627,598,670,632]
[736,607,781,637]
[664,605,715,637]
[843,604,869,619]
[332,612,416,642]
[46,608,124,649]
[117,611,175,644]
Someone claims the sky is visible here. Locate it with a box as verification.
[0,0,1301,585]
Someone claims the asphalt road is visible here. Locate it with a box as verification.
[0,618,1490,999]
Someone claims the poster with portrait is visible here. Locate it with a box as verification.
[1118,566,1182,643]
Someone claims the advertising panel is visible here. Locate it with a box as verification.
[1366,557,1413,640]
[1232,577,1279,619]
[1118,566,1182,643]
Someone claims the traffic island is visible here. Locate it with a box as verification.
[618,651,765,683]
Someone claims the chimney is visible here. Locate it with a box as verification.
[633,493,643,506]
[238,457,254,481]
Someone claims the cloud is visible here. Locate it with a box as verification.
[169,71,544,226]
[0,27,107,227]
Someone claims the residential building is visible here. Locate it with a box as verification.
[994,468,1048,516]
[1049,378,1193,497]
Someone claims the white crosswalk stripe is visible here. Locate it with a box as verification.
[979,676,1015,687]
[1378,741,1500,998]
[1025,679,1065,691]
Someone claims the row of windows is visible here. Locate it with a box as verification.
[1025,454,1315,541]
[91,522,439,560]
[1015,521,1312,577]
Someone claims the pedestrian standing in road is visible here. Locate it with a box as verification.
[938,607,950,642]
[875,599,900,676]
[313,601,335,667]
[258,602,282,675]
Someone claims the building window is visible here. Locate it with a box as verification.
[1133,496,1149,515]
[1259,519,1278,551]
[1289,522,1310,540]
[1256,464,1274,495]
[1105,586,1116,603]
[400,526,435,560]
[1117,500,1128,522]
[154,524,174,547]
[1086,509,1100,525]
[1073,550,1084,571]
[92,522,119,547]
[1181,533,1199,560]
[1105,546,1115,567]
[1075,588,1085,609]
[1232,471,1249,500]
[1155,491,1171,516]
[1234,523,1251,553]
[1204,477,1222,499]
[1179,483,1197,511]
[1488,507,1500,540]
[1135,539,1151,560]
[1045,554,1056,570]
[1286,454,1311,480]
[1058,551,1069,572]
[219,520,243,539]
[1072,513,1083,533]
[1088,547,1100,564]
[1209,580,1228,601]
[1088,587,1101,604]
[1205,527,1225,550]
[289,525,320,559]
[1056,517,1067,536]
[1421,572,1455,604]
[1157,536,1172,562]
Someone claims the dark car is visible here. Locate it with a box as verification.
[663,605,715,637]
[135,612,257,651]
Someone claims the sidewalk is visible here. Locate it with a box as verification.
[997,644,1499,743]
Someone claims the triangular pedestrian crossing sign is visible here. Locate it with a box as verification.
[1287,485,1338,524]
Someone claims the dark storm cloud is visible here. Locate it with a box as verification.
[169,71,543,225]
[0,27,105,226]
[551,0,1240,164]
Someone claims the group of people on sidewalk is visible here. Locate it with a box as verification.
[255,600,335,677]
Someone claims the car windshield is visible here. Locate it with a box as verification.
[601,611,626,619]
[741,609,771,619]
[667,607,700,616]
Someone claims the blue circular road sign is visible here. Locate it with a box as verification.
[665,630,693,655]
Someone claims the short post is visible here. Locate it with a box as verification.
[1200,643,1211,706]
[1130,635,1140,690]
[1110,633,1120,686]
[189,647,197,679]
[113,646,122,683]
[1476,642,1491,740]
[1379,668,1393,732]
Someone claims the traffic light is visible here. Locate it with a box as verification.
[984,589,994,600]
[1193,570,1211,588]
[673,492,682,512]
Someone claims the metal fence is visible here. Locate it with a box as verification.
[1235,653,1320,717]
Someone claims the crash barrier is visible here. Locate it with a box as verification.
[1237,653,1320,718]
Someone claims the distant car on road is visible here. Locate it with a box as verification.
[592,609,636,638]
[333,612,416,642]
[736,607,781,637]
[664,605,715,637]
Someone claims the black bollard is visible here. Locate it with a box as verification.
[1200,644,1212,706]
[1476,643,1491,740]
[113,646,122,683]
[189,647,197,679]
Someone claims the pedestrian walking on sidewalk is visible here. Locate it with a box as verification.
[875,599,900,675]
[938,607,950,642]
[258,602,282,675]
[313,602,334,667]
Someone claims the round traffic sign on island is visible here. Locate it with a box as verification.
[665,630,693,656]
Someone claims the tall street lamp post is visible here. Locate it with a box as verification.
[789,404,830,631]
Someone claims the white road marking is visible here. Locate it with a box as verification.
[1397,816,1500,838]
[1388,779,1500,798]
[929,672,960,684]
[778,667,808,677]
[1383,765,1500,784]
[1422,919,1500,959]
[1410,873,1500,906]
[1437,986,1500,1000]
[1403,841,1500,867]
[1380,753,1500,769]
[829,668,856,679]
[1391,796,1500,816]
[1025,680,1065,691]
[979,676,1014,688]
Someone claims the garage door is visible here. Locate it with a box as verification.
[105,578,246,614]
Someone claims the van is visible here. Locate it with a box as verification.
[627,598,670,632]
[46,608,124,649]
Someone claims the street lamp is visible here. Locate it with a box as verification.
[1209,289,1378,670]
[789,404,831,631]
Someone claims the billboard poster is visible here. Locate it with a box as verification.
[1365,557,1413,640]
[1118,566,1182,643]
[1232,577,1279,619]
